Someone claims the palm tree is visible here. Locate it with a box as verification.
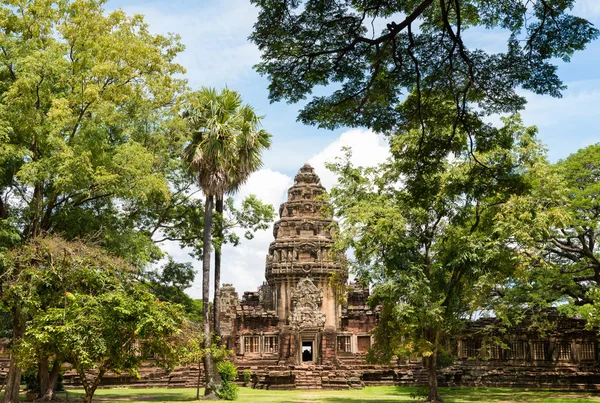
[182,87,271,397]
[214,103,271,336]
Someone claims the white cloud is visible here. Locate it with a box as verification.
[177,128,390,298]
[573,0,600,19]
[116,0,261,87]
[308,128,391,190]
[234,169,292,208]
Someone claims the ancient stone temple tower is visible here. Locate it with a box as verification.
[39,163,600,390]
[218,163,374,368]
[210,163,600,389]
[265,163,346,329]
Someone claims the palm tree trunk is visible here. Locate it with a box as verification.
[202,196,218,399]
[213,196,223,338]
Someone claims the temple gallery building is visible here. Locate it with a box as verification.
[215,164,600,389]
[3,164,600,389]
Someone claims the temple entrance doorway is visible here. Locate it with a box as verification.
[302,341,313,362]
[297,330,319,364]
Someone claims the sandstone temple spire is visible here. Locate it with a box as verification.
[218,163,374,368]
[265,163,346,329]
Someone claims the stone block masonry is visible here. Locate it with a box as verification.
[3,164,600,390]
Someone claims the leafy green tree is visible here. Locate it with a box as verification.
[3,237,183,403]
[327,112,545,402]
[0,0,194,400]
[145,194,274,326]
[178,324,232,401]
[547,144,600,306]
[143,258,203,323]
[220,195,276,247]
[182,87,271,398]
[178,323,206,401]
[485,144,600,327]
[250,0,597,156]
[0,0,187,249]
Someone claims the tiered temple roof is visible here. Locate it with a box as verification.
[265,163,345,285]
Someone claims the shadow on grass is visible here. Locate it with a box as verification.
[92,392,197,402]
[440,387,600,402]
[317,387,600,403]
[321,400,403,403]
[12,390,200,403]
[8,386,600,403]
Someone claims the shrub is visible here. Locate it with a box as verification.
[216,360,239,400]
[22,369,39,393]
[243,369,251,387]
[21,369,64,394]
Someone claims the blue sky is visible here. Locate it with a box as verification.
[105,0,600,297]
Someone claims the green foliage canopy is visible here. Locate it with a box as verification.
[251,0,598,160]
[0,0,189,265]
[218,195,276,249]
[486,143,600,328]
[183,88,272,199]
[2,237,183,403]
[327,111,545,402]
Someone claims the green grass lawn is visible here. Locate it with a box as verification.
[8,386,597,403]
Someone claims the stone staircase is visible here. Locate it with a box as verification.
[294,367,323,390]
[56,361,427,391]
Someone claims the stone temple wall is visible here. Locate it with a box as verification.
[5,286,600,390]
[53,314,600,391]
[214,164,600,390]
[0,339,10,381]
[3,164,600,390]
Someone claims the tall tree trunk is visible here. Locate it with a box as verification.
[79,366,105,403]
[196,361,202,400]
[27,183,44,241]
[213,196,223,338]
[82,378,100,403]
[39,359,61,401]
[40,191,57,233]
[3,355,21,403]
[426,329,443,403]
[3,308,24,403]
[202,196,217,399]
[83,384,97,403]
[0,197,8,219]
[38,357,49,399]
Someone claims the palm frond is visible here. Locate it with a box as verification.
[181,88,271,197]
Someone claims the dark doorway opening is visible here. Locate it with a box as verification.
[302,341,313,362]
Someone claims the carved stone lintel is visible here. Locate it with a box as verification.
[290,278,326,329]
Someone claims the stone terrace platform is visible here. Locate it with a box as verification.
[55,359,600,391]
